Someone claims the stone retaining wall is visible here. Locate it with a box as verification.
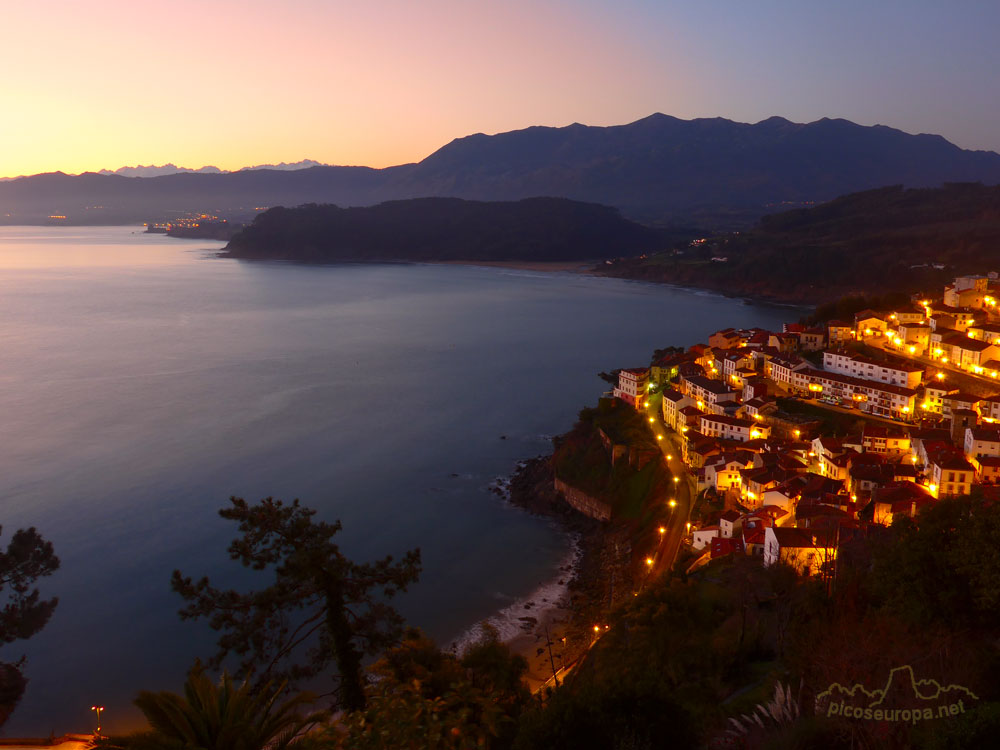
[554,477,612,521]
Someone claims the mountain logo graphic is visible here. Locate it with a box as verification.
[816,665,979,724]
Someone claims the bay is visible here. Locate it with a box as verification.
[0,226,793,735]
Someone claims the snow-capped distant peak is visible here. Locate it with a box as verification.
[239,159,328,171]
[98,164,223,178]
[93,160,329,178]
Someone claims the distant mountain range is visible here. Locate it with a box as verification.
[97,164,224,178]
[94,160,329,178]
[3,114,1000,228]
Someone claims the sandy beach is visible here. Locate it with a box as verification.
[457,457,611,694]
[506,599,580,693]
[450,528,582,693]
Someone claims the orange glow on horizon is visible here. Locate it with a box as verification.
[0,0,693,178]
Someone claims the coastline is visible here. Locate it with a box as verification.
[451,455,613,693]
[590,267,816,309]
[210,244,816,309]
[428,259,598,273]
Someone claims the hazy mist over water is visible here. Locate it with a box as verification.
[0,227,793,734]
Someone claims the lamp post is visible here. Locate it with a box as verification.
[91,705,105,735]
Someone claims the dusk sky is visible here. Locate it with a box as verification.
[2,0,998,177]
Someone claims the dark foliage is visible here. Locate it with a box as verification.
[338,627,531,749]
[604,183,1000,303]
[223,198,662,263]
[171,497,421,712]
[806,291,914,325]
[0,525,59,728]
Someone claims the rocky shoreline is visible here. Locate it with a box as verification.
[490,454,638,689]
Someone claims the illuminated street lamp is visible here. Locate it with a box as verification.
[645,557,654,567]
[91,706,105,735]
[658,526,666,536]
[657,434,664,441]
[648,416,655,423]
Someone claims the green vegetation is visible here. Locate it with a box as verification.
[100,666,324,750]
[602,183,1000,304]
[0,526,59,728]
[334,627,531,749]
[515,493,1000,748]
[224,198,663,263]
[91,490,1000,748]
[171,497,421,712]
[552,400,671,529]
[806,291,914,325]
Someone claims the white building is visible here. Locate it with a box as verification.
[613,367,649,408]
[700,414,770,443]
[822,350,923,389]
[964,427,1000,462]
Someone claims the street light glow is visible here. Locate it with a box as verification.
[91,706,105,735]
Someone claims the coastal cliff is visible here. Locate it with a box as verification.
[501,398,676,674]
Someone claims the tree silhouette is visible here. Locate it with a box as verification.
[0,525,59,728]
[171,497,421,712]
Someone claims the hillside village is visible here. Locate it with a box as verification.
[609,272,1000,576]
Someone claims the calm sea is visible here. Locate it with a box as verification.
[0,226,793,735]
